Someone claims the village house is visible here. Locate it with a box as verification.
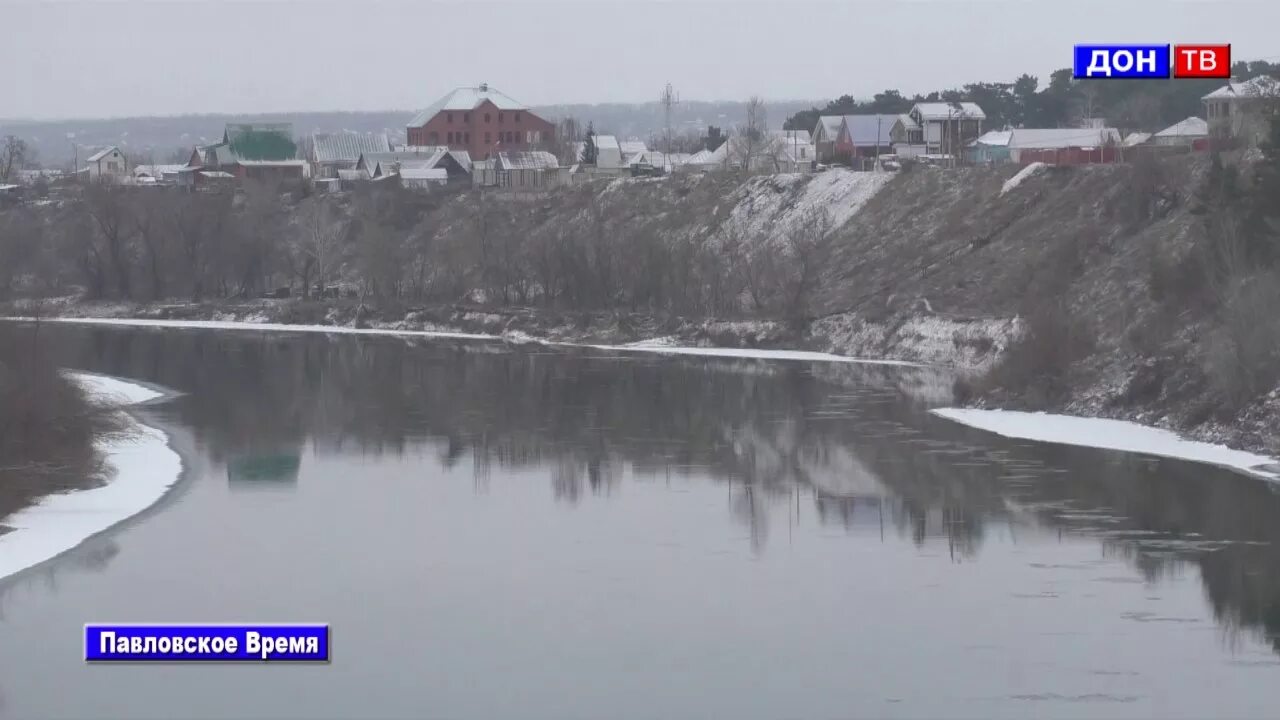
[84,146,128,183]
[310,132,391,178]
[355,147,471,185]
[1151,116,1209,147]
[472,150,564,190]
[965,130,1012,164]
[900,102,986,157]
[131,164,185,184]
[1007,127,1121,165]
[1202,75,1280,145]
[811,116,844,163]
[834,115,896,165]
[592,135,624,170]
[405,83,555,161]
[184,124,308,184]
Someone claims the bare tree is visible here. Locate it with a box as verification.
[731,96,779,173]
[1,136,27,182]
[290,197,346,299]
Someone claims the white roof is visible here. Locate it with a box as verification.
[1122,132,1152,147]
[398,168,448,181]
[593,135,621,152]
[815,115,844,139]
[972,130,1012,147]
[1153,116,1209,138]
[1202,75,1280,101]
[1008,127,1121,149]
[896,113,919,130]
[234,159,307,167]
[409,85,527,126]
[85,146,122,162]
[619,140,647,155]
[496,151,559,170]
[133,164,185,177]
[912,102,986,120]
[198,171,234,178]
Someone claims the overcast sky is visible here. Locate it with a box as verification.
[4,0,1279,120]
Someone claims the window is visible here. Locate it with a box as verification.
[465,132,470,143]
[516,113,522,123]
[464,113,470,122]
[800,148,807,158]
[447,113,453,123]
[499,113,505,124]
[485,113,491,123]
[485,132,491,143]
[429,131,439,144]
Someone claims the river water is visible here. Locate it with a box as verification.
[1,324,1278,719]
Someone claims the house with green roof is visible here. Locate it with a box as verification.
[195,123,309,183]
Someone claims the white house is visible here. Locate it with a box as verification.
[904,102,986,156]
[812,116,844,162]
[1151,116,1209,146]
[1202,75,1280,144]
[593,135,623,170]
[84,146,128,183]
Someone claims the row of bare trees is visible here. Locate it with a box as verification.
[3,176,835,323]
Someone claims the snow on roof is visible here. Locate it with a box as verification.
[896,113,919,130]
[840,115,897,146]
[234,159,307,167]
[447,149,472,172]
[312,132,391,163]
[496,151,559,171]
[1202,75,1280,101]
[1122,132,1152,147]
[619,140,647,155]
[85,146,121,162]
[685,149,717,165]
[972,130,1012,146]
[1154,116,1209,138]
[0,183,20,192]
[408,85,528,127]
[358,148,449,175]
[912,102,986,120]
[593,135,621,152]
[815,115,844,139]
[1008,127,1121,149]
[198,171,234,179]
[133,164,185,177]
[398,168,448,181]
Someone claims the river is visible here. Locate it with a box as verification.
[0,323,1278,719]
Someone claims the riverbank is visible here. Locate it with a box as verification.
[5,311,1279,483]
[0,372,181,581]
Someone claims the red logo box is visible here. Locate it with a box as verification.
[1173,44,1231,78]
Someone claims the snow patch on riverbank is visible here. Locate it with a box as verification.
[7,316,924,366]
[931,407,1280,480]
[1001,162,1046,196]
[0,373,181,581]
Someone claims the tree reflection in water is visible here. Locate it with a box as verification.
[34,324,1280,656]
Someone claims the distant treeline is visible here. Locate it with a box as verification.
[784,60,1280,133]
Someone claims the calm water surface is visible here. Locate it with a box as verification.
[1,324,1278,719]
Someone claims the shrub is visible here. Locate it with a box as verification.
[981,300,1096,407]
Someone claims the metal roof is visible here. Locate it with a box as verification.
[85,146,122,162]
[972,130,1013,146]
[312,132,391,163]
[399,168,449,181]
[223,123,297,161]
[619,140,647,155]
[593,135,621,151]
[408,85,528,127]
[357,148,449,175]
[1122,132,1152,147]
[911,102,986,120]
[1008,127,1121,149]
[814,116,844,141]
[1153,116,1208,138]
[839,115,897,146]
[495,151,560,171]
[1202,75,1280,100]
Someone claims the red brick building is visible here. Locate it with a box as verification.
[406,83,555,160]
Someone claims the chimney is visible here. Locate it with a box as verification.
[479,82,489,92]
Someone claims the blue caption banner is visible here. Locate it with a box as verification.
[1073,44,1171,79]
[84,623,330,662]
